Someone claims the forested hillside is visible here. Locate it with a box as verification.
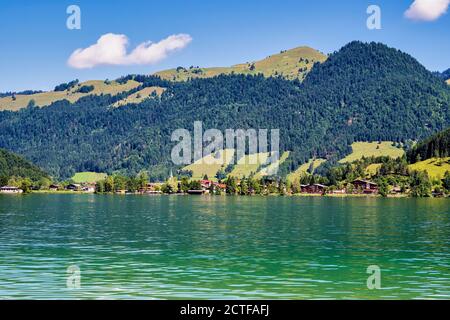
[0,41,449,180]
[407,127,450,163]
[435,68,450,82]
[281,41,450,174]
[0,148,49,184]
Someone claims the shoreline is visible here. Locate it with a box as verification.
[3,190,446,199]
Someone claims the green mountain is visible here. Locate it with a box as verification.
[0,148,49,184]
[0,41,448,180]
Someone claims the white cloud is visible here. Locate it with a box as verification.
[405,0,450,21]
[68,33,192,69]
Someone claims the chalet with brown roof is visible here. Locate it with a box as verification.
[352,179,378,194]
[49,184,60,191]
[66,183,81,191]
[303,184,327,194]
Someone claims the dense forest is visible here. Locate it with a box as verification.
[0,148,50,187]
[434,68,450,81]
[407,127,450,162]
[0,41,449,180]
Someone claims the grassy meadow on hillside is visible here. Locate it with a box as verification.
[339,142,404,163]
[112,86,165,107]
[228,152,272,179]
[0,80,140,111]
[365,163,382,177]
[408,157,450,180]
[255,151,290,178]
[71,172,107,184]
[155,46,327,81]
[182,150,289,180]
[287,158,327,182]
[182,149,235,181]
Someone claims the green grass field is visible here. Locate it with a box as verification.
[287,158,326,182]
[339,142,404,163]
[365,163,382,177]
[155,46,327,81]
[228,152,272,179]
[71,172,107,183]
[408,157,450,180]
[182,149,235,181]
[112,86,165,107]
[0,80,140,111]
[182,150,290,180]
[255,151,290,178]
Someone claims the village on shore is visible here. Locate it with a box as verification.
[2,149,450,198]
[2,174,448,198]
[0,178,380,196]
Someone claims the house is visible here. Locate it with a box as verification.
[49,184,60,191]
[146,183,158,190]
[81,184,95,193]
[139,183,160,193]
[352,179,378,194]
[300,184,308,193]
[200,180,227,193]
[200,180,213,189]
[304,184,327,194]
[214,182,227,192]
[66,183,81,191]
[391,186,402,194]
[0,186,23,194]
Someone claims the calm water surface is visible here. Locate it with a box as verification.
[0,194,449,299]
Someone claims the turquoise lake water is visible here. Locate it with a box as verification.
[0,194,449,299]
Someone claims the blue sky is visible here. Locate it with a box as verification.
[0,0,449,91]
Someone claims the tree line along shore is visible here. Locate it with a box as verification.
[2,125,449,198]
[2,156,450,198]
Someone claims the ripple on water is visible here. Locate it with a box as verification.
[0,195,449,299]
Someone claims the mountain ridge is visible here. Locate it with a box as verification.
[0,45,326,111]
[0,41,448,180]
[154,46,327,81]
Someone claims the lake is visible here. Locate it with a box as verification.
[0,194,449,299]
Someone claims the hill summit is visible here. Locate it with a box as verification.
[154,46,327,81]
